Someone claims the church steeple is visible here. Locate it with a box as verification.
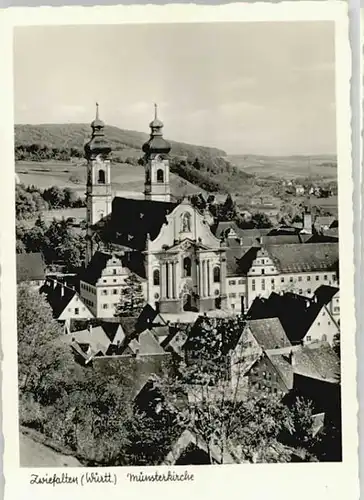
[85,103,112,265]
[143,104,171,203]
[142,103,171,156]
[84,103,111,160]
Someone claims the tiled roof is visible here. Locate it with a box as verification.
[247,290,338,345]
[97,197,177,251]
[294,343,340,383]
[248,318,292,350]
[129,330,166,356]
[265,243,338,274]
[17,252,46,282]
[62,326,111,355]
[93,353,172,399]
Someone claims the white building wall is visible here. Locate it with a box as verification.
[303,306,339,346]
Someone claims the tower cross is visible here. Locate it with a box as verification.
[96,102,99,120]
[154,102,158,120]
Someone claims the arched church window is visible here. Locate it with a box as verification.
[153,269,160,286]
[157,169,164,183]
[183,257,192,278]
[181,212,191,232]
[213,266,220,283]
[98,169,106,184]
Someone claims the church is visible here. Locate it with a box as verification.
[79,104,339,321]
[80,104,228,317]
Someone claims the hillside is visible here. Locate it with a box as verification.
[15,123,252,194]
[15,123,226,161]
[229,154,337,180]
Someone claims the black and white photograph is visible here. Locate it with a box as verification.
[0,4,357,492]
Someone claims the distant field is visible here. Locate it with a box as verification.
[229,154,337,181]
[16,160,203,198]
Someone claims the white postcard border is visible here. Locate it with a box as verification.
[0,3,358,500]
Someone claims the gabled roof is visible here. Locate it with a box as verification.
[265,243,338,274]
[247,290,338,345]
[247,318,292,350]
[41,280,79,318]
[17,252,46,282]
[129,330,166,356]
[62,326,111,355]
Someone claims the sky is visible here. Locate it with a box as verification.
[13,22,336,155]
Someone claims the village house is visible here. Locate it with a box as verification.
[41,278,94,321]
[247,288,340,347]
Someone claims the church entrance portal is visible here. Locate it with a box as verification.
[183,294,193,312]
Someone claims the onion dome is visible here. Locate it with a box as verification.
[84,103,112,159]
[142,103,171,156]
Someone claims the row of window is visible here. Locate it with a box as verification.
[228,279,245,286]
[306,334,328,342]
[83,298,93,308]
[229,292,245,298]
[67,306,86,315]
[101,303,118,310]
[101,289,120,296]
[81,283,95,294]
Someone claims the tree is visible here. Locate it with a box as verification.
[115,273,145,317]
[219,194,237,221]
[250,212,273,229]
[43,186,65,208]
[155,316,295,464]
[17,285,77,399]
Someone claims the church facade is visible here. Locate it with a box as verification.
[79,105,339,320]
[80,104,228,316]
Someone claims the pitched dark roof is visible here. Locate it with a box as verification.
[265,243,338,274]
[99,197,177,251]
[80,251,129,285]
[17,252,46,282]
[247,291,336,345]
[40,280,78,318]
[248,318,292,350]
[230,247,260,276]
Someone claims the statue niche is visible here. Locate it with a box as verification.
[181,212,191,233]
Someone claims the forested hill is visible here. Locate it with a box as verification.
[15,123,226,161]
[15,123,252,193]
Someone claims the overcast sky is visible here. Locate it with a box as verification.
[14,22,335,155]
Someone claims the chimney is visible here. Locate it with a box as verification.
[88,324,92,334]
[52,279,57,290]
[305,299,310,309]
[60,285,64,297]
[289,350,295,366]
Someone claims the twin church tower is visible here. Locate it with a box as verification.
[84,102,171,231]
